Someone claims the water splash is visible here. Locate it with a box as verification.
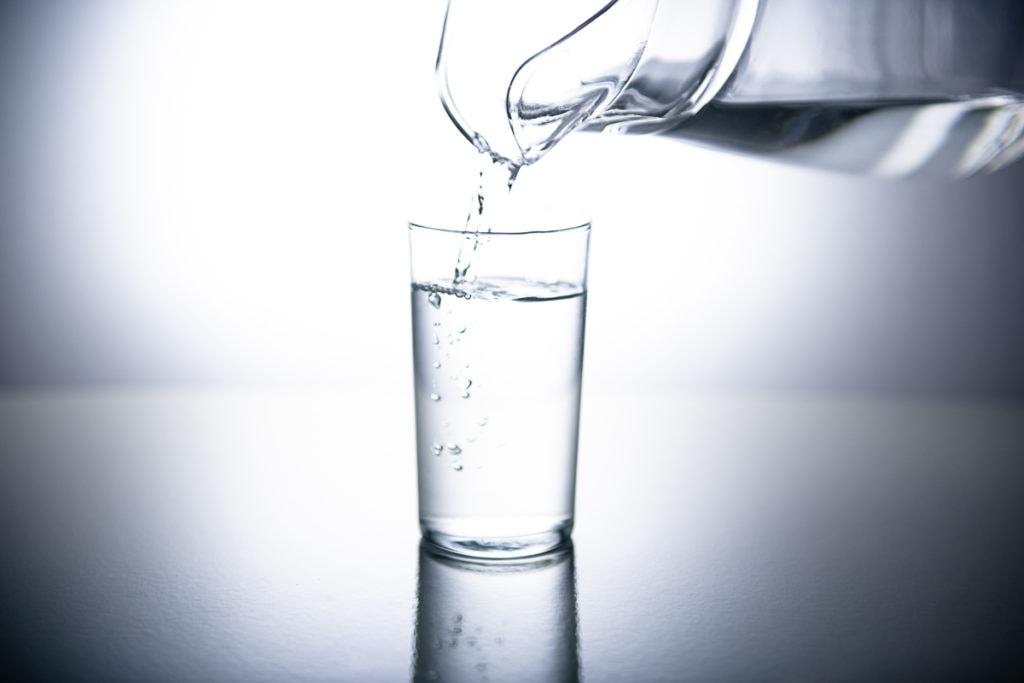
[452,156,518,283]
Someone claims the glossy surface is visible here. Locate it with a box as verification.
[2,387,1023,681]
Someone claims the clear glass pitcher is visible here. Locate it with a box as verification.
[437,0,1024,176]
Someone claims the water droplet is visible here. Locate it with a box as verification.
[432,443,443,456]
[432,334,440,346]
[457,325,467,334]
[430,393,441,402]
[457,377,472,391]
[446,443,462,455]
[452,463,464,472]
[432,361,441,369]
[427,292,441,309]
[460,392,470,399]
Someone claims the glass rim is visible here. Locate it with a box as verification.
[408,218,590,237]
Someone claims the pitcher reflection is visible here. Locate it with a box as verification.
[413,542,580,683]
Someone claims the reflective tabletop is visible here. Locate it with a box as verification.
[2,387,1022,681]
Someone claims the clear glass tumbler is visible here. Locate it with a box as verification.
[409,217,590,559]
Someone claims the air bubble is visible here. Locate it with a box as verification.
[460,392,470,399]
[457,325,467,334]
[432,334,440,346]
[457,377,472,391]
[452,463,464,472]
[427,292,442,309]
[432,443,443,456]
[430,393,441,402]
[446,443,462,455]
[432,361,441,369]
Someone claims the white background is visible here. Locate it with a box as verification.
[1,0,1022,396]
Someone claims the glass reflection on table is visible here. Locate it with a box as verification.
[414,542,580,683]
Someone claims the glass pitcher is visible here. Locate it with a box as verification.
[437,0,1024,176]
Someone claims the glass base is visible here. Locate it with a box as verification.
[421,518,574,560]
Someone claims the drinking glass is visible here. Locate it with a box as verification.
[409,216,590,559]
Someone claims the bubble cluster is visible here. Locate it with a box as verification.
[412,281,472,300]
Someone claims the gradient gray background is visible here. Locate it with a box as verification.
[1,0,1023,397]
[3,4,1024,681]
